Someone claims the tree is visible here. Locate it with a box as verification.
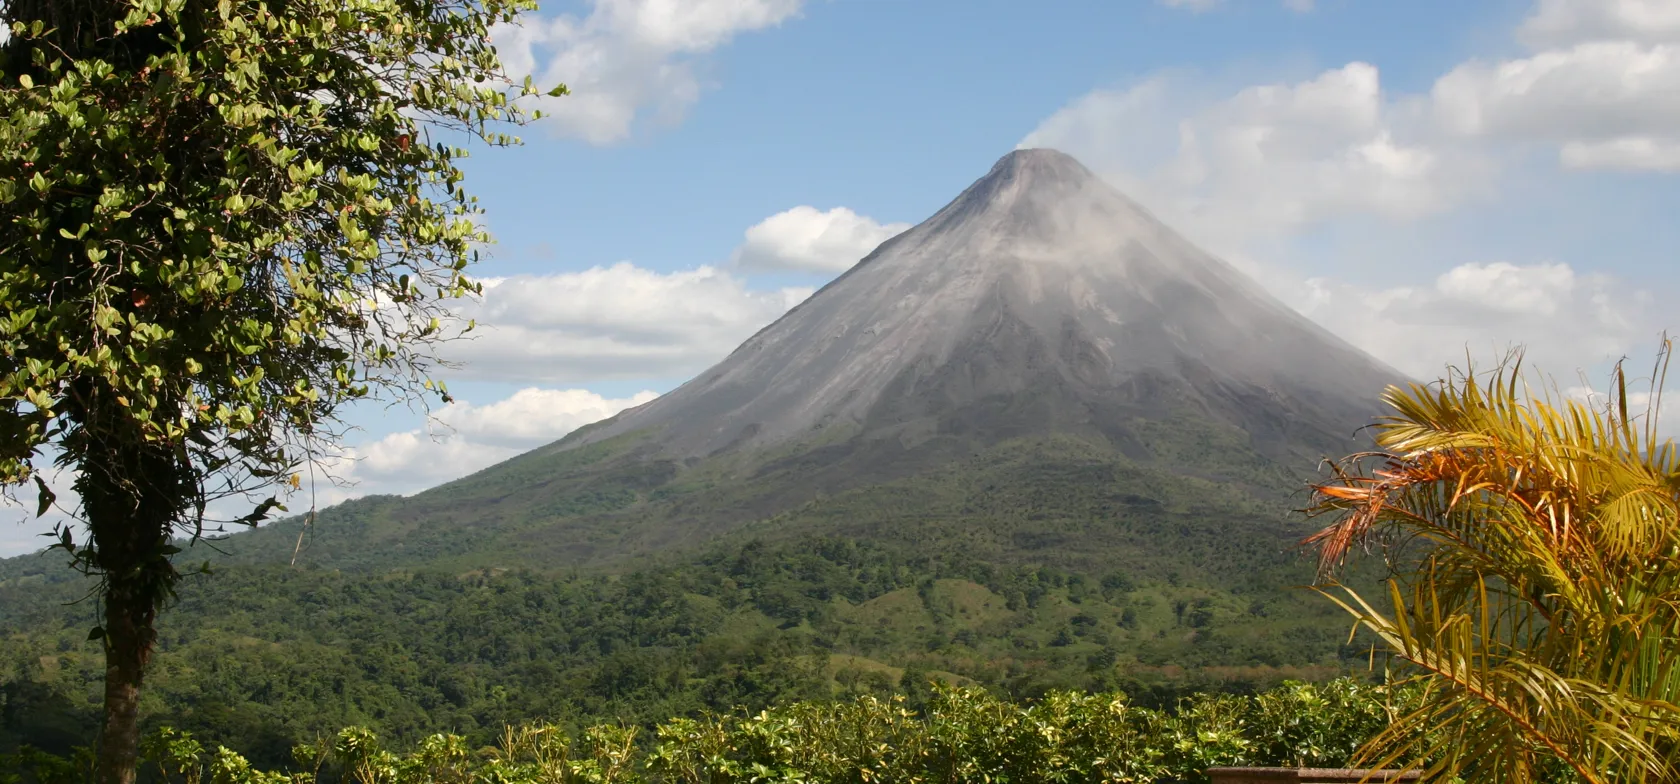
[1305,349,1680,783]
[0,0,561,781]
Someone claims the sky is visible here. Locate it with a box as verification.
[6,0,1680,555]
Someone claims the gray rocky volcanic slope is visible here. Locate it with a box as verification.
[560,148,1403,465]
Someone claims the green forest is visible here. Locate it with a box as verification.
[6,679,1426,784]
[1,428,1383,771]
[1,534,1370,771]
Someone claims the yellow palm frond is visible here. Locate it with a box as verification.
[1306,344,1680,783]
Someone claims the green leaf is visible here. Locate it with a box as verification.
[235,497,285,527]
[32,475,55,518]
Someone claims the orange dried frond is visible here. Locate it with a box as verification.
[1316,483,1378,502]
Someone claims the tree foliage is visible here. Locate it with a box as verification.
[0,0,552,564]
[0,534,1372,767]
[0,0,557,779]
[2,678,1422,784]
[1307,348,1680,783]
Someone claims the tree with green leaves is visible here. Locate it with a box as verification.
[0,0,561,780]
[1307,348,1680,783]
[4,679,1424,784]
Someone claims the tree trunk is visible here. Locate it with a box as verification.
[97,586,151,784]
[77,436,189,784]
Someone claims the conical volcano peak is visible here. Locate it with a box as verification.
[991,147,1098,185]
[560,148,1404,462]
[915,147,1162,260]
[942,147,1112,217]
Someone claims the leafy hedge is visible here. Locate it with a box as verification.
[3,678,1420,784]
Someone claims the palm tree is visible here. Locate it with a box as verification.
[1304,347,1680,783]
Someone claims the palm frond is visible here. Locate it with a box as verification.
[1305,345,1680,783]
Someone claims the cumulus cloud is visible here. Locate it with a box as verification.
[0,526,42,558]
[1432,42,1680,147]
[445,264,812,384]
[0,388,661,555]
[324,387,658,499]
[1564,382,1680,441]
[431,387,660,448]
[1031,0,1680,226]
[1425,0,1680,172]
[493,0,803,144]
[1023,64,1487,246]
[1560,136,1680,171]
[1295,261,1651,379]
[730,206,910,273]
[1518,0,1680,47]
[1,463,76,557]
[336,433,515,497]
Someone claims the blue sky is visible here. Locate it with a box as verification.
[473,0,1532,290]
[7,0,1680,555]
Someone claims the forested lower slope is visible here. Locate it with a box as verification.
[2,525,1370,770]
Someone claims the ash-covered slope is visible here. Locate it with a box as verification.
[561,148,1401,465]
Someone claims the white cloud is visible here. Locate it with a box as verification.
[1431,42,1680,145]
[1428,0,1680,173]
[730,206,910,273]
[1518,0,1680,47]
[323,387,658,499]
[1,463,76,557]
[1023,64,1488,246]
[446,263,812,383]
[1296,261,1651,379]
[0,388,662,556]
[431,387,659,448]
[1564,382,1680,440]
[0,525,43,558]
[1434,261,1577,316]
[339,432,516,495]
[1560,136,1680,170]
[494,0,803,144]
[1033,0,1680,228]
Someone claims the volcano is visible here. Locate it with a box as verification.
[556,148,1400,470]
[0,151,1418,754]
[226,148,1406,573]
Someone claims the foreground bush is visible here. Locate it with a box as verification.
[2,678,1419,784]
